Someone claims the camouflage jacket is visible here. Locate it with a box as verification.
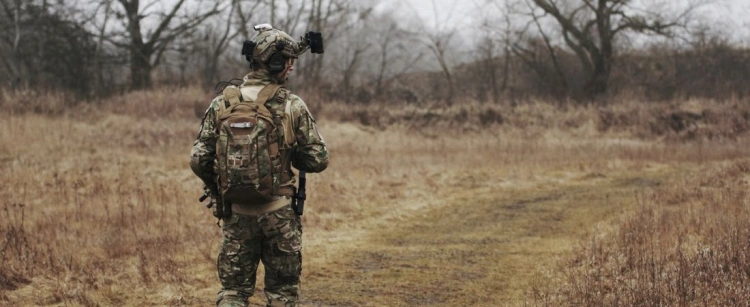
[190,71,329,194]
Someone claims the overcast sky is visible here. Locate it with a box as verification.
[384,0,750,45]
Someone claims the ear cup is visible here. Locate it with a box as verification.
[268,53,286,74]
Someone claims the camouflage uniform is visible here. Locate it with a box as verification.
[190,69,329,307]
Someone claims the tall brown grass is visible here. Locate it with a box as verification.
[1,87,749,306]
[529,160,750,306]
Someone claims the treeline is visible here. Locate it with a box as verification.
[1,0,748,103]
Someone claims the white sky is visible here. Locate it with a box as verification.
[128,0,750,46]
[385,0,750,45]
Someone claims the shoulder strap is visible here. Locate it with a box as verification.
[253,84,280,121]
[283,94,295,146]
[218,84,279,122]
[217,86,242,120]
[271,87,296,197]
[269,87,291,148]
[255,84,281,106]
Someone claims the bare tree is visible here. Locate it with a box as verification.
[471,34,500,103]
[0,0,24,86]
[0,0,97,93]
[511,1,572,98]
[112,0,220,89]
[371,19,418,97]
[332,5,375,102]
[234,0,256,40]
[424,29,456,104]
[298,0,350,86]
[372,21,399,97]
[527,0,702,99]
[270,0,307,35]
[418,0,458,104]
[200,0,246,85]
[478,0,523,103]
[497,0,516,96]
[89,0,116,94]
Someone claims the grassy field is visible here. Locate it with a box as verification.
[1,88,749,306]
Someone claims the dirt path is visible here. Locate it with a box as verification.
[286,164,684,306]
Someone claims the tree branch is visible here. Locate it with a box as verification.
[11,0,20,53]
[531,7,569,91]
[562,27,593,74]
[214,0,237,55]
[143,0,185,48]
[532,0,596,52]
[0,0,14,21]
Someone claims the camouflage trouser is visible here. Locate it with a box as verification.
[216,204,302,307]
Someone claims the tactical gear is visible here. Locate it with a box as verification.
[242,25,324,67]
[190,70,329,217]
[214,84,296,206]
[243,27,299,64]
[191,69,329,307]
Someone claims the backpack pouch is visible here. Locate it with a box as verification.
[219,116,276,204]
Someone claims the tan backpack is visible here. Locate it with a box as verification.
[215,84,295,204]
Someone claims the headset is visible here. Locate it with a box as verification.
[267,53,287,74]
[268,40,290,74]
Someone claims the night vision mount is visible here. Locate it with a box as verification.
[303,31,325,54]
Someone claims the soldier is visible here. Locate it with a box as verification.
[190,24,329,307]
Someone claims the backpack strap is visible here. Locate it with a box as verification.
[283,94,295,146]
[255,84,281,106]
[255,84,295,197]
[217,86,243,120]
[270,88,292,149]
[218,84,278,122]
[269,87,296,197]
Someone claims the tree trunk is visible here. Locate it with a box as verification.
[374,38,389,97]
[94,0,112,94]
[437,56,454,105]
[203,53,220,86]
[130,47,152,89]
[501,47,510,93]
[585,37,612,98]
[8,0,21,87]
[122,0,152,89]
[586,1,613,99]
[585,61,609,98]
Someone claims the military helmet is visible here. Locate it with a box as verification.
[242,24,324,71]
[246,24,299,64]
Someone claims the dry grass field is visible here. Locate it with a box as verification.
[1,88,750,306]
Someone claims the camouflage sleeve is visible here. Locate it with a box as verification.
[288,94,329,173]
[190,96,222,187]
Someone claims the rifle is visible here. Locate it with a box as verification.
[292,171,306,215]
[199,185,230,220]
